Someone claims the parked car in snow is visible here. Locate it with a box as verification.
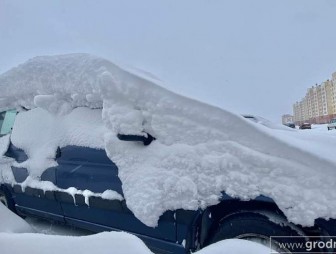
[327,119,336,130]
[0,108,335,254]
[299,123,311,129]
[1,54,336,254]
[284,122,295,129]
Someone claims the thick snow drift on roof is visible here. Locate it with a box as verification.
[1,54,336,227]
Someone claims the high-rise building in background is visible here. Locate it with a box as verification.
[293,72,336,125]
[282,114,294,124]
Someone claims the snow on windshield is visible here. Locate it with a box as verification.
[1,53,336,227]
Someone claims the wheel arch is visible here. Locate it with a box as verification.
[198,196,305,248]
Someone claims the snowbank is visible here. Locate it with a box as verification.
[0,203,33,233]
[0,199,270,254]
[1,54,336,227]
[0,231,154,254]
[0,232,272,254]
[196,239,271,254]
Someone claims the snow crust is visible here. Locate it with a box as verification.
[1,54,336,227]
[0,231,272,254]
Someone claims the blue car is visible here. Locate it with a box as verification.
[0,109,335,254]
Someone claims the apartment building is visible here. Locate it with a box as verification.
[293,72,336,125]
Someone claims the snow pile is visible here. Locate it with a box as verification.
[0,231,154,254]
[0,231,271,254]
[0,203,34,233]
[1,54,336,227]
[196,239,271,254]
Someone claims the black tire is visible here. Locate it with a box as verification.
[0,188,16,212]
[206,212,310,253]
[328,127,330,131]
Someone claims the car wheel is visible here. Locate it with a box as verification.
[0,188,16,212]
[328,127,330,130]
[206,212,309,253]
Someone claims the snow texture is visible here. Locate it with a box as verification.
[1,53,336,227]
[0,231,272,254]
[0,231,154,254]
[0,203,34,233]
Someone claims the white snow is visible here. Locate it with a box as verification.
[196,239,272,254]
[1,53,336,228]
[0,231,154,254]
[0,134,10,156]
[10,107,106,178]
[0,203,33,233]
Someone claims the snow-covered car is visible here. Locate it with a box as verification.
[327,119,336,130]
[1,54,336,254]
[299,123,312,129]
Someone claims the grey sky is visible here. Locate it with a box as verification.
[1,0,336,122]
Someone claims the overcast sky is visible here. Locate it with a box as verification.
[1,0,336,122]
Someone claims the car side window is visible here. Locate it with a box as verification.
[0,109,17,136]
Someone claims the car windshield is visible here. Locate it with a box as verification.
[0,109,17,136]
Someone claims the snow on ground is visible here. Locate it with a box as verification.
[196,239,271,254]
[0,231,154,254]
[0,203,33,233]
[0,205,270,254]
[1,53,336,229]
[0,232,271,254]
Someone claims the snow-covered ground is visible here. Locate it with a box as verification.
[0,203,271,254]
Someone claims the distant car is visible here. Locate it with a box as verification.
[299,123,311,130]
[284,123,295,129]
[327,119,336,130]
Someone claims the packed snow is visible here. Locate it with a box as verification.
[0,232,272,254]
[0,232,154,254]
[0,203,33,233]
[0,53,336,228]
[0,204,271,254]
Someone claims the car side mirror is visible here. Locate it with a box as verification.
[56,146,62,159]
[117,133,155,146]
